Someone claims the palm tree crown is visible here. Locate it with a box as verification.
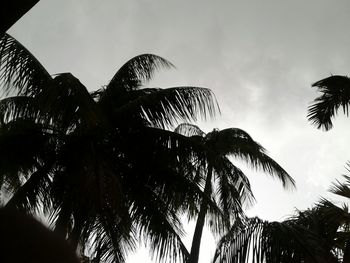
[0,33,220,262]
[175,123,294,263]
[308,75,350,130]
[213,168,350,263]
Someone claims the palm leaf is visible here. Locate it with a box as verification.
[329,164,350,200]
[48,131,136,262]
[0,119,50,187]
[330,176,350,200]
[207,128,295,188]
[317,198,350,226]
[130,185,189,263]
[5,163,52,213]
[113,87,218,128]
[36,73,101,130]
[213,213,334,263]
[174,123,206,137]
[0,96,39,124]
[106,54,174,92]
[213,157,255,209]
[78,205,134,263]
[213,217,262,263]
[122,126,221,217]
[0,33,51,96]
[308,75,350,131]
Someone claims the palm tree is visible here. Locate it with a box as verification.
[308,75,350,130]
[326,171,350,262]
[213,209,341,263]
[174,123,295,263]
[0,33,220,262]
[213,169,350,263]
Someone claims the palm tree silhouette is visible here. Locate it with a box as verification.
[213,169,350,263]
[0,33,219,262]
[308,75,350,130]
[174,123,294,263]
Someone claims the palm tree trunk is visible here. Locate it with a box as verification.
[188,165,213,263]
[343,241,350,263]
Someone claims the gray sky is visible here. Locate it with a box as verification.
[9,0,350,262]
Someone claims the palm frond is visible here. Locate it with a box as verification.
[329,164,350,200]
[130,184,189,263]
[114,87,218,128]
[5,164,52,213]
[0,96,38,123]
[106,54,174,92]
[213,157,255,209]
[213,217,263,263]
[48,133,135,262]
[174,123,206,137]
[122,126,222,220]
[36,73,100,130]
[213,213,334,263]
[0,119,50,188]
[317,198,350,226]
[210,174,242,234]
[0,33,51,96]
[207,128,295,188]
[329,176,350,200]
[84,209,134,263]
[308,75,350,131]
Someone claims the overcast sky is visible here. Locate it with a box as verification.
[9,0,350,262]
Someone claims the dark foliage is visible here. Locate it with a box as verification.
[0,33,221,263]
[308,75,350,130]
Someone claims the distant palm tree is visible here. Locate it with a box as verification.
[213,169,350,263]
[308,75,350,130]
[174,123,294,263]
[0,33,219,262]
[213,210,340,263]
